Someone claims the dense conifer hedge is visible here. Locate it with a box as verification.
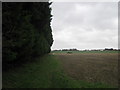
[2,2,53,63]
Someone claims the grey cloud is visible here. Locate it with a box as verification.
[51,2,118,50]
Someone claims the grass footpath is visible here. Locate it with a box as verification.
[3,54,114,88]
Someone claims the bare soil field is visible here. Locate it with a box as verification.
[55,53,118,87]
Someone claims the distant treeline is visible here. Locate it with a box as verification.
[61,48,79,51]
[3,2,53,63]
[53,48,119,51]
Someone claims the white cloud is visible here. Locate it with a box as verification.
[51,2,118,50]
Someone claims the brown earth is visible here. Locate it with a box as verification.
[55,53,118,87]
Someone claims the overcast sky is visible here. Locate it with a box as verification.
[51,2,118,50]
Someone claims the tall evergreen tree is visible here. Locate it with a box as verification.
[2,2,53,65]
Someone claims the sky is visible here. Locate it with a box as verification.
[51,2,118,50]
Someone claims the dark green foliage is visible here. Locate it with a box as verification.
[2,2,53,64]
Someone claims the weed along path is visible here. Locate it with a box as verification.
[3,53,118,88]
[55,53,118,87]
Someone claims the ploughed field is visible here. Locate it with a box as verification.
[3,51,118,88]
[53,51,118,87]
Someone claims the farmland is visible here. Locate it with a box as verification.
[52,51,118,87]
[3,51,118,88]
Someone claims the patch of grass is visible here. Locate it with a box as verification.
[3,54,114,88]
